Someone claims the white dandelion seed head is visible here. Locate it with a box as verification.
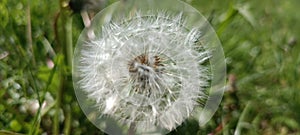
[73,0,226,134]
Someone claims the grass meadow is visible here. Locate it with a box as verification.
[0,0,299,134]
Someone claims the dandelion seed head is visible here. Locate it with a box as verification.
[73,0,226,134]
[76,11,209,131]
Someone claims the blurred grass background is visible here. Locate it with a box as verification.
[0,0,299,134]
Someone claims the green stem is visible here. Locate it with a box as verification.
[26,0,35,66]
[63,11,73,135]
[53,56,64,135]
[53,0,73,134]
[63,105,72,135]
[234,102,252,135]
[28,65,42,135]
[65,17,73,68]
[53,77,64,135]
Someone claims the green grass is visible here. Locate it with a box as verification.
[0,0,299,134]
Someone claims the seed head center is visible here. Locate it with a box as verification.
[128,54,163,73]
[128,54,164,95]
